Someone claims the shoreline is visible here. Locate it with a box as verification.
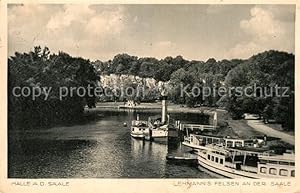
[13,102,294,145]
[89,102,295,137]
[87,102,220,115]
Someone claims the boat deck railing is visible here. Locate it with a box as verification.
[179,123,217,131]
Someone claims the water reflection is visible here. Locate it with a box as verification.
[9,109,214,178]
[130,139,168,177]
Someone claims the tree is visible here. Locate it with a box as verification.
[8,46,99,130]
[220,50,294,130]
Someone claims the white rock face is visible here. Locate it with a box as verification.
[99,74,168,91]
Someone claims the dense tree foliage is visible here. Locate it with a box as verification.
[93,51,294,130]
[8,46,99,130]
[168,58,242,107]
[94,54,241,106]
[93,54,188,81]
[9,48,294,131]
[220,50,294,130]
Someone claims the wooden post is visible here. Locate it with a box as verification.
[232,151,236,164]
[243,152,247,165]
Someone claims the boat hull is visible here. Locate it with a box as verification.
[182,142,207,150]
[130,125,149,139]
[130,133,145,139]
[144,129,178,142]
[197,155,258,179]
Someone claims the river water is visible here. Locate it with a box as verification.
[8,109,218,178]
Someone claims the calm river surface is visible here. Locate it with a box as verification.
[9,109,218,178]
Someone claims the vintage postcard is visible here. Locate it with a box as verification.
[0,0,299,193]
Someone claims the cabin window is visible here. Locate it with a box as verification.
[235,141,243,147]
[211,156,214,161]
[260,159,267,164]
[226,141,233,147]
[291,170,295,177]
[269,168,277,175]
[208,138,212,144]
[208,155,210,160]
[260,167,267,174]
[290,162,295,166]
[220,159,223,164]
[269,160,278,164]
[132,128,134,131]
[279,169,288,176]
[279,161,289,165]
[216,157,219,163]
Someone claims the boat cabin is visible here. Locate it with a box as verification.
[197,145,295,178]
[257,153,295,177]
[131,120,149,138]
[186,134,224,146]
[224,138,255,148]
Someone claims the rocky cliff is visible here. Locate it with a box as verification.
[99,74,167,90]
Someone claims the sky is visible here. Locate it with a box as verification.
[8,4,295,61]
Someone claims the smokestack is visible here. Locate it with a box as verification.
[161,96,168,124]
[213,112,217,128]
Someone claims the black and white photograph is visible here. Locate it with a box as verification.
[4,2,296,183]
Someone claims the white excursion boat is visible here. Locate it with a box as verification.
[183,134,224,150]
[131,116,177,141]
[130,119,149,139]
[183,134,264,150]
[130,95,178,141]
[144,116,178,141]
[197,144,295,178]
[183,133,295,178]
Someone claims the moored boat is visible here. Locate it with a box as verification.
[183,133,268,150]
[130,114,149,139]
[197,144,295,178]
[144,116,178,142]
[130,94,178,142]
[183,134,224,150]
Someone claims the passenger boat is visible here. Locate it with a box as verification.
[197,144,295,178]
[130,120,148,138]
[144,116,178,141]
[131,116,177,141]
[130,95,178,142]
[119,100,137,109]
[130,114,149,139]
[183,134,262,150]
[183,134,224,150]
